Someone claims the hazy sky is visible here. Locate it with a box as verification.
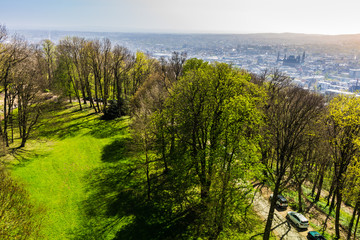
[1,0,360,34]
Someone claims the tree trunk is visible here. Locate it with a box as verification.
[353,212,360,240]
[347,200,360,240]
[327,178,336,206]
[298,183,303,212]
[335,188,342,239]
[3,83,9,147]
[311,167,320,197]
[315,171,325,202]
[145,136,151,201]
[94,78,101,113]
[263,177,281,240]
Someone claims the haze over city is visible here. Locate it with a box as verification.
[1,0,360,35]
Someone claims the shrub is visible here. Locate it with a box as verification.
[102,98,128,120]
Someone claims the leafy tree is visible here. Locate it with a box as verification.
[41,39,56,89]
[112,44,134,115]
[325,95,360,239]
[258,70,325,240]
[292,111,326,212]
[155,59,265,238]
[343,157,360,240]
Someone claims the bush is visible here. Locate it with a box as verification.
[0,167,44,239]
[102,98,128,120]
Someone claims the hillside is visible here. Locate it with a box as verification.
[7,103,130,239]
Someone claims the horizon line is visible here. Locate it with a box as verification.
[8,27,360,37]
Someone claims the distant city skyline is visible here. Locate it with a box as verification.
[1,0,360,35]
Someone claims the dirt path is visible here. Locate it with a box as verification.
[253,191,308,240]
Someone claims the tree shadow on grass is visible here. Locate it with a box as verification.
[69,138,195,240]
[37,112,128,141]
[101,137,133,163]
[37,114,94,140]
[7,147,50,167]
[86,117,129,139]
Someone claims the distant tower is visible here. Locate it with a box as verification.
[284,54,287,61]
[277,52,280,62]
[301,51,306,63]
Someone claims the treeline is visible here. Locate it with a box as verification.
[1,24,360,239]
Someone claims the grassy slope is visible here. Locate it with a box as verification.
[8,103,130,239]
[6,102,275,240]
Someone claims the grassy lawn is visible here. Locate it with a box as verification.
[7,103,130,239]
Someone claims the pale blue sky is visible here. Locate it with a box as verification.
[1,0,360,34]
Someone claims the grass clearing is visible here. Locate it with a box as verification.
[6,103,130,239]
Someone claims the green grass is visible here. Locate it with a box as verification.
[7,103,131,239]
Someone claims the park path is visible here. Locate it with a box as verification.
[253,191,307,240]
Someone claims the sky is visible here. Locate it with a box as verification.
[1,0,360,35]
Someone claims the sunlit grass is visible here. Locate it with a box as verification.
[8,103,130,239]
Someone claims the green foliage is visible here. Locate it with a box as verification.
[102,99,128,120]
[142,60,266,238]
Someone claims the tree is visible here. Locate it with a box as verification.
[157,59,265,238]
[258,70,325,240]
[111,44,134,116]
[326,95,360,239]
[57,37,83,110]
[292,123,322,212]
[0,35,28,147]
[15,45,47,147]
[41,39,56,89]
[343,157,360,240]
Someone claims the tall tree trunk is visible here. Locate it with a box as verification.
[94,78,101,113]
[298,183,303,212]
[263,176,281,240]
[347,200,360,240]
[144,134,151,201]
[315,171,325,202]
[327,178,336,206]
[335,188,342,239]
[311,167,320,197]
[354,212,360,240]
[3,83,9,147]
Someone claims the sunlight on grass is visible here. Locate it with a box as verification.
[8,104,130,239]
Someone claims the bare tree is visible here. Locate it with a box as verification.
[0,35,28,146]
[15,45,47,147]
[57,38,83,110]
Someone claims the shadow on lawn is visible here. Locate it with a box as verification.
[8,147,50,167]
[37,114,94,139]
[101,137,132,163]
[69,138,194,240]
[85,116,129,139]
[37,105,128,140]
